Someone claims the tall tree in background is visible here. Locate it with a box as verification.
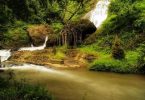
[0,0,93,24]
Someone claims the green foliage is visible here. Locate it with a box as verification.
[0,0,94,24]
[112,36,125,60]
[0,72,52,100]
[2,21,29,48]
[101,0,145,35]
[90,51,139,73]
[136,43,145,73]
[0,0,95,48]
[52,22,63,33]
[53,51,65,60]
[0,2,13,25]
[92,0,145,50]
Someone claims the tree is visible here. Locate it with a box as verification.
[112,35,125,60]
[137,43,145,73]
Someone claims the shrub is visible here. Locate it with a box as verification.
[136,43,145,73]
[89,51,139,73]
[89,59,134,73]
[3,26,29,48]
[112,35,125,60]
[0,72,52,100]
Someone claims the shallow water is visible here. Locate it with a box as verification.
[12,66,145,100]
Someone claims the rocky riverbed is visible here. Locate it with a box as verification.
[8,48,97,69]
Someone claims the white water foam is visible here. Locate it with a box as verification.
[0,50,11,62]
[89,0,110,28]
[19,36,48,51]
[0,64,68,76]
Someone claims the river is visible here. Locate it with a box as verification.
[11,65,145,100]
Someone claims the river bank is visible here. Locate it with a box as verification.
[4,46,143,74]
[8,48,94,69]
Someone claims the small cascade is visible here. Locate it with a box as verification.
[0,50,11,62]
[0,63,71,76]
[19,36,48,51]
[0,64,59,73]
[0,36,48,66]
[31,44,34,47]
[89,0,110,28]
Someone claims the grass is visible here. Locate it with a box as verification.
[78,45,142,73]
[0,71,52,100]
[89,51,140,73]
[10,48,66,67]
[53,51,65,60]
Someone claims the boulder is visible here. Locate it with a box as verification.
[61,19,96,47]
[46,34,59,47]
[27,24,54,46]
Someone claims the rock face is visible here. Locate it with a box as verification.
[61,19,96,48]
[6,20,96,48]
[27,24,54,46]
[46,34,59,47]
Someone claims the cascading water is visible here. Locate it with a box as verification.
[0,50,11,62]
[19,36,48,51]
[0,36,48,67]
[0,64,66,75]
[89,0,110,28]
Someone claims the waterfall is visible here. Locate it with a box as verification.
[89,0,110,28]
[19,36,48,51]
[0,50,11,62]
[0,36,48,64]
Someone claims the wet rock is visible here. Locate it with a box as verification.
[46,34,59,47]
[64,60,80,68]
[61,19,96,47]
[84,54,97,62]
[1,61,23,67]
[49,59,64,64]
[66,49,79,58]
[0,69,4,73]
[27,24,54,46]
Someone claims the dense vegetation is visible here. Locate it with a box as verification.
[0,0,145,73]
[85,0,145,73]
[98,0,145,49]
[0,0,95,48]
[0,71,52,100]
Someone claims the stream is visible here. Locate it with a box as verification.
[12,65,145,100]
[0,46,145,100]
